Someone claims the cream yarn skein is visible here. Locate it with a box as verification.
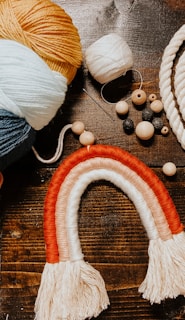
[0,39,67,130]
[85,33,133,84]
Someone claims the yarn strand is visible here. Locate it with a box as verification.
[32,124,72,164]
[100,68,143,105]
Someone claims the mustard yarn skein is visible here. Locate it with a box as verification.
[0,0,82,84]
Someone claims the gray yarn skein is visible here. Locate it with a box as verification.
[0,109,36,171]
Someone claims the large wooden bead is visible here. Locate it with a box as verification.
[131,89,147,105]
[79,131,95,146]
[162,162,176,176]
[150,100,163,113]
[135,121,154,140]
[71,121,85,135]
[115,100,129,115]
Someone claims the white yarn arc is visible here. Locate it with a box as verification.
[159,24,185,149]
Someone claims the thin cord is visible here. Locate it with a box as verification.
[100,68,143,105]
[82,88,115,122]
[32,123,72,164]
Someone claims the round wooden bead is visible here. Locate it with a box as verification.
[162,162,176,176]
[161,126,169,135]
[131,89,147,105]
[148,93,157,102]
[79,131,95,146]
[71,121,85,135]
[115,100,129,115]
[150,100,163,113]
[135,121,154,140]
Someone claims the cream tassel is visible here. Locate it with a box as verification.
[139,232,185,304]
[34,260,109,320]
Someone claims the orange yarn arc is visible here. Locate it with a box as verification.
[0,0,82,84]
[44,145,183,263]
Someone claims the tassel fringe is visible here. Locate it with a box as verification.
[34,260,109,320]
[139,232,185,304]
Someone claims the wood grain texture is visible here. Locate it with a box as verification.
[1,0,185,319]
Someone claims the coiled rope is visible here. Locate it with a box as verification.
[159,24,185,149]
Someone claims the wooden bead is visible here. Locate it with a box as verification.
[148,93,157,102]
[150,100,163,113]
[131,89,147,105]
[71,121,85,135]
[79,131,95,146]
[135,121,154,140]
[162,162,176,176]
[161,126,169,135]
[115,100,129,115]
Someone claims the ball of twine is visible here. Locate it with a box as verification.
[0,0,82,84]
[85,33,133,84]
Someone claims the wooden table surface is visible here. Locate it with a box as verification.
[1,1,185,319]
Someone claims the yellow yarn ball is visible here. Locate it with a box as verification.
[0,0,82,84]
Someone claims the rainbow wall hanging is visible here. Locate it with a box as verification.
[34,145,185,320]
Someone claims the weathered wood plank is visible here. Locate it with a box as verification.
[1,0,185,319]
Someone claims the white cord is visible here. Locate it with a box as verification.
[159,24,185,149]
[100,68,143,105]
[32,123,72,164]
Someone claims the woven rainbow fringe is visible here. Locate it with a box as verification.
[35,145,185,320]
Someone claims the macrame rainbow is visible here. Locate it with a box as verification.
[35,145,185,320]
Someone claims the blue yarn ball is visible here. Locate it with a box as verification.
[0,109,36,171]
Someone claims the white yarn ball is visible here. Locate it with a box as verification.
[85,33,133,84]
[0,39,67,130]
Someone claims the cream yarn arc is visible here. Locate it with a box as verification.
[159,24,185,149]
